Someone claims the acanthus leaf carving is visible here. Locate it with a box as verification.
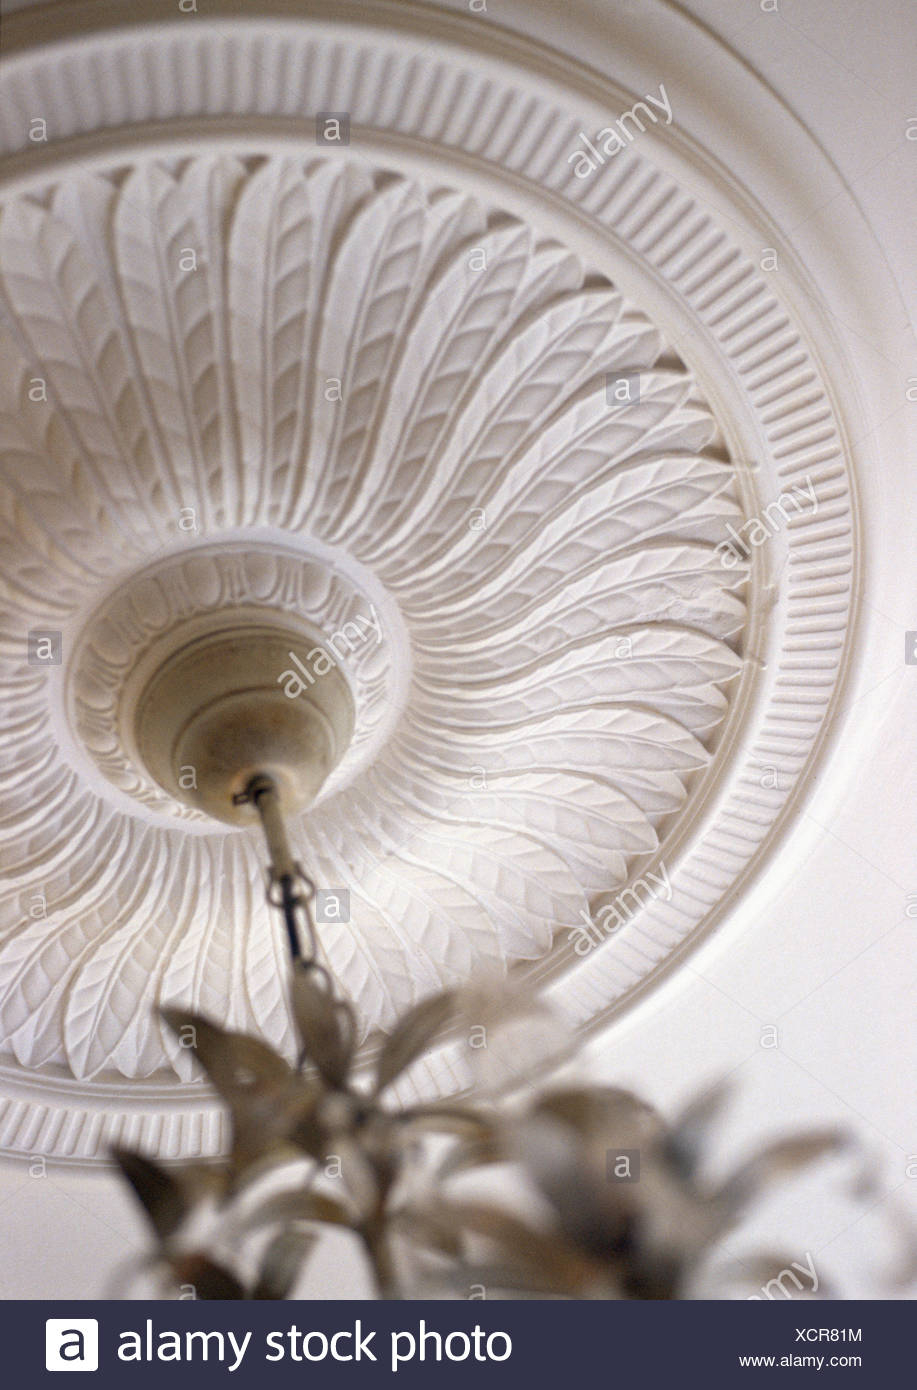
[0,155,744,1097]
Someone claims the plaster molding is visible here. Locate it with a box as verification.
[0,1,869,1161]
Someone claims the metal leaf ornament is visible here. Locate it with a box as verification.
[114,973,852,1300]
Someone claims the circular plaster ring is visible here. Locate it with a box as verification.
[0,0,898,1163]
[59,536,409,828]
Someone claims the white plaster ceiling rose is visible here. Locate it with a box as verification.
[0,0,863,1162]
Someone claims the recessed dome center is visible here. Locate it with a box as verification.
[131,615,355,826]
[63,536,408,828]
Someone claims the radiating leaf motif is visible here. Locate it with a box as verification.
[159,839,240,1080]
[305,775,512,999]
[229,158,320,522]
[180,157,249,523]
[310,182,482,536]
[114,160,246,530]
[0,340,124,598]
[389,823,583,961]
[0,801,140,1068]
[342,224,582,551]
[0,154,748,1091]
[61,831,189,1078]
[407,771,656,896]
[355,860,508,984]
[411,628,741,745]
[394,389,728,602]
[108,839,228,1079]
[413,543,746,650]
[363,291,661,567]
[0,198,164,542]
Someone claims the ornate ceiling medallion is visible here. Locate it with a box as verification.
[0,1,860,1162]
[0,149,745,1074]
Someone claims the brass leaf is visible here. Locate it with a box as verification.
[374,991,456,1094]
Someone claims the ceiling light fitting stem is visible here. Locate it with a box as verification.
[234,773,320,967]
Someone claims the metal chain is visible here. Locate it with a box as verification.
[233,773,356,1078]
[233,773,328,981]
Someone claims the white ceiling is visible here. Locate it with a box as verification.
[0,0,914,1297]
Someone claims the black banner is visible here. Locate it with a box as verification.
[16,1297,901,1387]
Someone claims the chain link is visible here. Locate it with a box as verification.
[234,774,325,975]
